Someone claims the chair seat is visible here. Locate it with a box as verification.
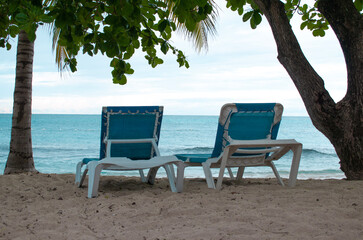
[98,156,180,170]
[175,154,212,163]
[82,158,100,164]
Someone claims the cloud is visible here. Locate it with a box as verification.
[0,99,13,113]
[32,72,64,86]
[0,0,346,117]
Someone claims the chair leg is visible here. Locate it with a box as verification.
[139,170,147,183]
[288,144,302,187]
[236,167,245,182]
[169,164,175,178]
[87,161,104,198]
[79,168,88,188]
[75,161,84,185]
[215,150,230,190]
[227,167,235,179]
[216,165,226,190]
[147,167,160,185]
[175,163,185,193]
[164,164,177,193]
[202,162,216,189]
[268,162,284,186]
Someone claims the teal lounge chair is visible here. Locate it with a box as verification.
[175,103,302,190]
[75,106,183,198]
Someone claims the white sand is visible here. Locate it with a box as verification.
[0,173,362,239]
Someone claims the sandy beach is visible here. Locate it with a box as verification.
[0,173,362,239]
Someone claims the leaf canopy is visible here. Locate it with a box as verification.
[0,0,217,84]
[226,0,363,36]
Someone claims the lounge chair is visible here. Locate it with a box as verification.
[175,103,302,190]
[75,106,183,198]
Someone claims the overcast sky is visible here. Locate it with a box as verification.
[0,0,347,116]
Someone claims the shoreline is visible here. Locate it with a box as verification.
[1,173,362,239]
[0,167,346,180]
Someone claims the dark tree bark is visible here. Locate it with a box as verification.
[4,30,37,174]
[253,0,363,179]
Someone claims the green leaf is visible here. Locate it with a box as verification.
[67,58,78,72]
[185,61,190,68]
[302,13,308,21]
[15,13,29,24]
[252,12,262,26]
[113,74,127,85]
[132,39,140,49]
[285,1,292,11]
[312,29,325,37]
[125,64,134,74]
[185,18,196,32]
[300,21,308,30]
[243,11,253,22]
[122,1,134,17]
[161,41,169,54]
[237,7,244,16]
[110,58,119,68]
[40,15,53,24]
[158,19,168,33]
[123,46,135,60]
[307,21,316,30]
[105,41,119,58]
[118,60,127,72]
[6,42,11,50]
[250,19,256,29]
[84,33,94,43]
[169,22,176,31]
[9,25,19,38]
[120,75,127,85]
[354,0,363,11]
[26,23,38,42]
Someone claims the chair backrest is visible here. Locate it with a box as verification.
[98,106,163,160]
[211,103,283,158]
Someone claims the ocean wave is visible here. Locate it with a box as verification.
[297,169,342,174]
[1,145,337,159]
[302,148,337,157]
[163,147,337,157]
[36,128,98,132]
[164,146,214,153]
[32,146,97,152]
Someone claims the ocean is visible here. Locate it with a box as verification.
[0,114,345,179]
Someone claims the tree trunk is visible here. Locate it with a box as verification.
[4,30,37,174]
[253,0,363,179]
[317,0,363,180]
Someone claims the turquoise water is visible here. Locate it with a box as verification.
[0,114,344,179]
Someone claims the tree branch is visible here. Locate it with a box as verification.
[253,0,339,136]
[317,0,363,103]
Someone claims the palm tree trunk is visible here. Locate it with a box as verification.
[4,30,37,174]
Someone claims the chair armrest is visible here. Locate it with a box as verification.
[228,138,302,148]
[226,139,302,157]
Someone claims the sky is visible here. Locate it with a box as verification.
[0,0,347,116]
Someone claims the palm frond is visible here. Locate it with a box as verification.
[43,0,70,76]
[165,0,219,53]
[49,23,71,75]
